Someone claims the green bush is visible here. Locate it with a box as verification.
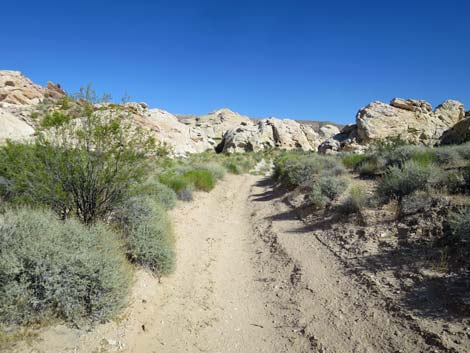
[0,99,153,224]
[377,160,437,201]
[191,162,226,180]
[115,197,175,275]
[339,186,367,214]
[0,208,131,325]
[308,176,348,209]
[182,169,215,192]
[274,153,343,188]
[341,153,367,169]
[131,178,177,210]
[159,172,191,198]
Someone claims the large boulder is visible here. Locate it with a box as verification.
[356,98,465,145]
[0,109,35,143]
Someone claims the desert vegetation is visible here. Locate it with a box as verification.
[273,140,470,298]
[0,89,270,348]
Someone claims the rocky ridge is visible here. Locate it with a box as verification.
[1,70,469,154]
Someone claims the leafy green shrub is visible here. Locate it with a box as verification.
[341,153,367,169]
[40,111,72,128]
[0,98,153,224]
[131,178,177,210]
[308,176,348,209]
[0,208,131,325]
[115,197,175,275]
[339,186,367,214]
[182,169,215,192]
[159,172,189,194]
[377,160,437,201]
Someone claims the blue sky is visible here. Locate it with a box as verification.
[1,0,469,124]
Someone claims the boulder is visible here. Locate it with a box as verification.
[0,109,35,143]
[356,98,465,145]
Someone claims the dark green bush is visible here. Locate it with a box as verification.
[115,197,175,276]
[0,208,131,325]
[377,160,437,201]
[0,103,153,224]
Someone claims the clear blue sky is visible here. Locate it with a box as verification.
[2,0,469,124]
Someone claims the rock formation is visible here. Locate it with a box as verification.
[320,98,466,153]
[2,71,468,156]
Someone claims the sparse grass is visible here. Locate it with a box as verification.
[183,169,215,192]
[339,186,368,215]
[341,153,367,169]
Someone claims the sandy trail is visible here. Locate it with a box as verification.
[11,174,453,353]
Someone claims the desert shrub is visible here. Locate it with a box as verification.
[191,162,226,180]
[434,146,461,165]
[131,178,177,210]
[377,160,438,201]
[341,153,367,169]
[356,155,386,177]
[0,208,131,325]
[308,176,348,209]
[178,185,194,201]
[115,197,175,275]
[159,172,189,193]
[449,207,470,246]
[455,143,470,160]
[339,186,367,215]
[274,153,343,188]
[382,145,436,167]
[0,94,154,224]
[182,169,215,192]
[399,191,435,216]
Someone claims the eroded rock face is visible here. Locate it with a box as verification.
[216,118,340,153]
[321,98,466,153]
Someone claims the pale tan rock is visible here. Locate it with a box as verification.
[0,108,35,143]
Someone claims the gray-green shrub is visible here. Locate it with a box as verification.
[0,208,131,325]
[131,178,177,209]
[308,176,348,209]
[339,186,367,214]
[115,197,175,275]
[377,160,437,201]
[449,207,470,246]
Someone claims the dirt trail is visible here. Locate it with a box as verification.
[11,174,458,353]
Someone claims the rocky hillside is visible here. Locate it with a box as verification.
[1,71,469,155]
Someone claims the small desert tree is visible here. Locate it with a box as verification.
[0,90,155,224]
